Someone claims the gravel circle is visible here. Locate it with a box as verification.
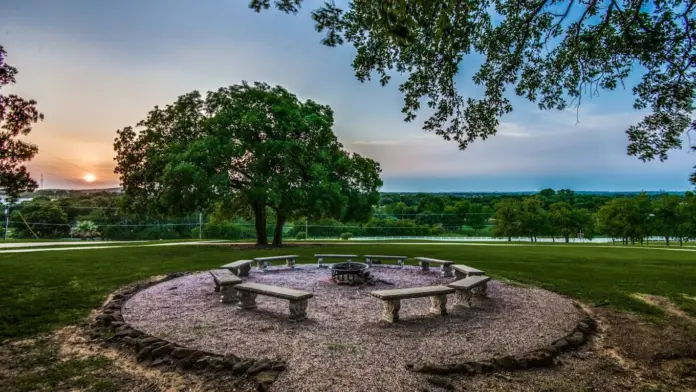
[123,266,582,392]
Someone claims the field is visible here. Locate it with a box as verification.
[2,243,695,340]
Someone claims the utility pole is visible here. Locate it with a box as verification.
[3,206,9,241]
[40,174,44,190]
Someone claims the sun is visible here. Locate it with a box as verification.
[83,173,96,183]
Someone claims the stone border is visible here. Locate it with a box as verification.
[89,273,285,392]
[406,312,596,377]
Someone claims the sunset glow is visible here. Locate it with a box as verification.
[83,173,96,183]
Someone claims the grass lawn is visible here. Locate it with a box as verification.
[1,243,695,340]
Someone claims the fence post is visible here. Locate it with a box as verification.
[198,212,202,240]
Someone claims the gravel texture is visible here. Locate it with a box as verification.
[123,266,582,392]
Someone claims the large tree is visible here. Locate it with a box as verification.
[252,1,696,184]
[114,82,382,246]
[1,46,43,200]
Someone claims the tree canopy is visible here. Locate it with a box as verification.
[114,82,382,246]
[251,0,696,184]
[0,45,43,200]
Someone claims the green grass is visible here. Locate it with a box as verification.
[1,243,695,340]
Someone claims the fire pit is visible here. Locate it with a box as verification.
[330,262,370,285]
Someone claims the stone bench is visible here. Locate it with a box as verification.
[370,285,455,323]
[414,257,455,277]
[364,255,408,267]
[447,275,491,308]
[234,282,314,321]
[452,264,485,280]
[220,259,253,277]
[314,254,358,268]
[209,269,243,304]
[253,255,299,271]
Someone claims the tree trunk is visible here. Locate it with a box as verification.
[530,235,534,243]
[272,212,286,247]
[507,236,511,242]
[564,235,569,243]
[679,236,683,247]
[664,235,670,246]
[253,202,268,246]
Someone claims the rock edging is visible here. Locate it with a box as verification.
[407,315,596,376]
[90,273,285,392]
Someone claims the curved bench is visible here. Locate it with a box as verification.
[414,257,455,277]
[234,282,313,321]
[314,254,358,268]
[447,275,491,308]
[370,285,455,323]
[209,269,243,304]
[253,255,299,271]
[220,259,253,277]
[364,255,408,267]
[452,264,485,280]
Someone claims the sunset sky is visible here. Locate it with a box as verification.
[1,0,694,192]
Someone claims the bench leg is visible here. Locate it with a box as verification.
[286,258,295,268]
[454,270,466,280]
[214,282,220,292]
[381,299,400,323]
[289,299,308,321]
[365,257,372,266]
[237,291,257,310]
[430,295,448,316]
[453,289,473,308]
[238,264,251,277]
[474,282,488,297]
[220,285,239,304]
[421,262,430,272]
[398,258,404,268]
[317,258,324,268]
[441,264,454,278]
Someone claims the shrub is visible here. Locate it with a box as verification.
[295,232,307,240]
[340,232,353,240]
[70,220,100,240]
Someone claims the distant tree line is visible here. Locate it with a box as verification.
[6,188,695,246]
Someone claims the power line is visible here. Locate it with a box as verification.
[36,147,94,173]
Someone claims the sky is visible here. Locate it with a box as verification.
[1,0,694,192]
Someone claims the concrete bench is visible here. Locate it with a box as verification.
[220,259,253,277]
[314,254,358,268]
[414,257,455,277]
[452,264,485,280]
[447,275,491,308]
[253,255,299,271]
[234,282,313,321]
[209,269,243,303]
[370,285,455,323]
[364,255,408,267]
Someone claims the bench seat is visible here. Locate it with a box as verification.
[234,282,313,321]
[314,254,358,268]
[452,264,485,279]
[253,255,299,271]
[414,257,455,277]
[209,269,243,303]
[364,255,408,267]
[447,275,491,308]
[370,285,455,323]
[220,259,253,277]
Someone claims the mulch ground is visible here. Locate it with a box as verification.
[123,266,582,391]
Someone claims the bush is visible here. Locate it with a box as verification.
[295,232,307,240]
[203,222,256,240]
[340,232,353,240]
[70,220,100,240]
